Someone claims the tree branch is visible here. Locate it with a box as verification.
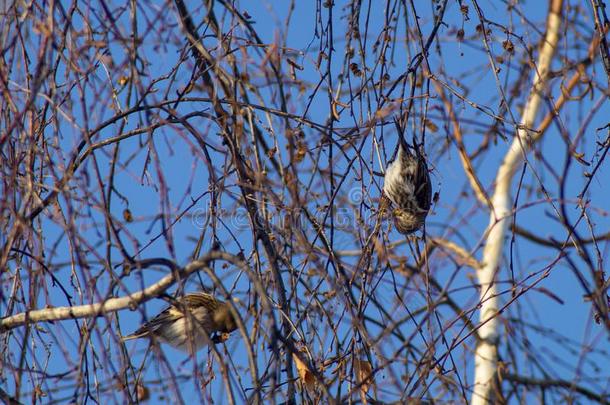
[0,252,242,331]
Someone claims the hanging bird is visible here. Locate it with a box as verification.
[383,131,432,234]
[122,292,237,351]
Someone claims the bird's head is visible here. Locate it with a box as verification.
[392,208,424,234]
[213,304,238,333]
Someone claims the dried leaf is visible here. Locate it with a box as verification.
[136,382,150,402]
[267,146,277,158]
[353,358,373,398]
[322,289,336,299]
[374,104,395,120]
[456,28,465,41]
[373,238,386,263]
[460,5,469,18]
[293,352,316,392]
[123,208,133,223]
[34,385,46,398]
[294,141,307,163]
[424,119,438,133]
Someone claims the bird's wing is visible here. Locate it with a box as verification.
[122,306,183,341]
[122,293,223,341]
[415,156,432,211]
[181,293,220,310]
[188,306,219,331]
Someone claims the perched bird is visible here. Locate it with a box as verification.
[122,292,237,351]
[383,137,432,234]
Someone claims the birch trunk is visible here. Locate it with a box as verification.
[471,1,563,403]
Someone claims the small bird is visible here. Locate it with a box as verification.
[383,137,432,234]
[122,292,238,351]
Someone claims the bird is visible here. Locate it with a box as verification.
[383,133,432,234]
[122,292,238,352]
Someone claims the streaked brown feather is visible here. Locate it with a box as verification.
[383,143,433,234]
[122,292,236,350]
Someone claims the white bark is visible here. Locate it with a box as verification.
[471,2,562,403]
[0,252,252,331]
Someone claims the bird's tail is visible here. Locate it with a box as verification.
[121,330,148,341]
[392,117,424,158]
